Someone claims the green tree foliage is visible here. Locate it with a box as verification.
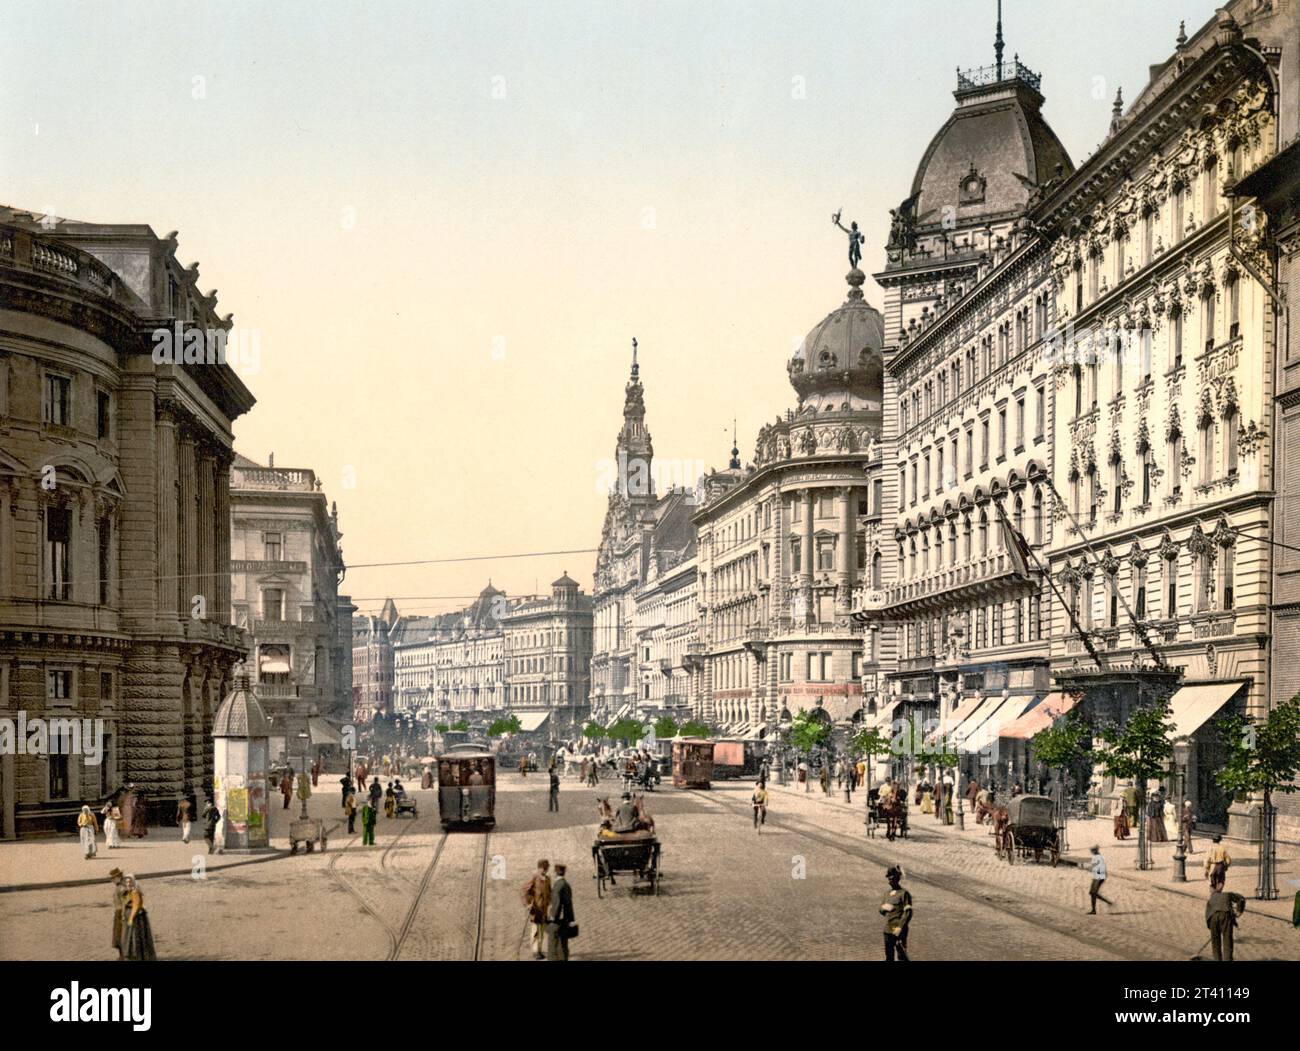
[1094,697,1174,785]
[605,717,645,745]
[851,727,891,760]
[1216,693,1300,802]
[583,721,606,739]
[679,720,713,738]
[790,711,832,755]
[1033,711,1092,772]
[487,714,523,738]
[654,716,680,739]
[435,723,450,734]
[451,718,470,733]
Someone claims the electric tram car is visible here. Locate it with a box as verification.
[436,744,496,829]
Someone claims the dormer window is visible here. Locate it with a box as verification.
[959,164,987,205]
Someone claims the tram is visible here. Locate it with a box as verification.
[671,738,714,789]
[436,744,496,829]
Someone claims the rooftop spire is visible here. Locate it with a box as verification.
[729,418,740,470]
[995,0,1004,79]
[630,336,639,381]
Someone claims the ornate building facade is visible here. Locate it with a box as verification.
[692,267,883,729]
[229,454,350,754]
[865,44,1073,764]
[1038,4,1292,830]
[391,585,506,719]
[590,348,696,724]
[632,552,697,721]
[352,597,397,724]
[0,209,254,837]
[502,573,593,737]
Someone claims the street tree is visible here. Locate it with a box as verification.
[790,710,832,757]
[1031,711,1093,849]
[606,717,645,746]
[679,720,713,738]
[654,716,680,740]
[488,714,523,738]
[1215,692,1300,899]
[583,721,606,740]
[1093,696,1174,870]
[850,726,891,796]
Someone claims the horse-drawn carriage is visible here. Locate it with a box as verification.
[592,830,661,897]
[865,789,908,840]
[995,793,1061,865]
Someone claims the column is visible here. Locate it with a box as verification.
[214,453,232,622]
[837,485,855,615]
[801,490,814,583]
[156,403,180,627]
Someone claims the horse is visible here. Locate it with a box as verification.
[631,793,655,832]
[596,797,614,823]
[879,794,907,841]
[990,805,1012,857]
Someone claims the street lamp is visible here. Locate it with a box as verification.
[1172,737,1191,882]
[296,731,311,820]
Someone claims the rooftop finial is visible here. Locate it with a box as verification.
[995,0,1004,79]
[1176,19,1187,48]
[1110,86,1124,135]
[630,336,639,381]
[729,418,740,470]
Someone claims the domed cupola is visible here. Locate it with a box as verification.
[788,268,885,412]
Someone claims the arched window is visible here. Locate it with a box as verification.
[962,515,973,561]
[1169,425,1184,499]
[1220,536,1235,611]
[1014,494,1025,537]
[1228,274,1240,340]
[949,521,958,564]
[1133,556,1148,618]
[1199,414,1214,485]
[978,509,989,556]
[871,550,882,589]
[1171,307,1184,370]
[1223,403,1239,478]
[1032,487,1044,546]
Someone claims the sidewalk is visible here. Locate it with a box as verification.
[769,779,1300,926]
[0,787,350,893]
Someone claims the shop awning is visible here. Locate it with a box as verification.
[1000,692,1080,740]
[964,696,1036,753]
[742,724,767,741]
[1167,682,1244,739]
[612,704,631,723]
[955,695,1024,754]
[515,711,550,733]
[259,655,291,674]
[868,700,901,730]
[942,694,1000,748]
[307,717,343,747]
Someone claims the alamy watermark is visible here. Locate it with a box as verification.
[0,712,105,765]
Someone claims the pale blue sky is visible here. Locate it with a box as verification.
[1,0,1219,613]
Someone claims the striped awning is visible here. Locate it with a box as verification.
[930,694,989,747]
[1000,692,1080,740]
[954,695,1024,754]
[515,711,550,733]
[962,695,1036,753]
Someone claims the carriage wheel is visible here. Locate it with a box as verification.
[1033,847,1043,863]
[290,841,298,856]
[1004,832,1015,864]
[1050,840,1061,867]
[320,836,328,852]
[651,869,659,896]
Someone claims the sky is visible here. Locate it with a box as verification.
[0,0,1220,618]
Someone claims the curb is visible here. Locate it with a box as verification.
[769,782,1298,928]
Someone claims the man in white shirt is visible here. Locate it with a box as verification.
[1087,844,1113,914]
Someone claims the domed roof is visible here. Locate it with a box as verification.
[910,76,1072,229]
[788,269,885,408]
[213,678,272,738]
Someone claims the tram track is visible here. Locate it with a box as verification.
[701,790,1207,961]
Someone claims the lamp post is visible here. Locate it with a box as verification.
[297,731,311,820]
[1172,737,1190,882]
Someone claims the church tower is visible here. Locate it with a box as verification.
[615,338,656,502]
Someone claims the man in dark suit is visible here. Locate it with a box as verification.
[547,863,576,961]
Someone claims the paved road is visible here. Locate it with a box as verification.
[2,777,1294,960]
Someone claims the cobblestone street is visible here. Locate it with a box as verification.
[3,775,1295,961]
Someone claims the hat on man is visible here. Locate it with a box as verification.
[108,867,124,879]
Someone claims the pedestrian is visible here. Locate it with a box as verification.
[280,770,293,810]
[522,859,552,959]
[751,781,768,831]
[548,768,560,812]
[819,763,830,795]
[360,798,377,846]
[344,788,357,833]
[202,798,222,855]
[175,796,192,844]
[879,865,912,961]
[368,777,382,814]
[77,805,99,859]
[1147,787,1168,843]
[129,787,149,838]
[1087,844,1113,914]
[547,862,576,961]
[109,868,128,960]
[1204,884,1247,961]
[297,767,312,812]
[1112,798,1131,840]
[121,875,157,961]
[580,756,589,784]
[102,797,122,849]
[1178,800,1196,855]
[340,773,353,809]
[384,782,396,818]
[1204,835,1231,888]
[1122,782,1140,828]
[311,760,320,788]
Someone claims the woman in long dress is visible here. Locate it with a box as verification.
[1147,790,1168,843]
[77,805,99,859]
[121,876,157,961]
[101,797,122,848]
